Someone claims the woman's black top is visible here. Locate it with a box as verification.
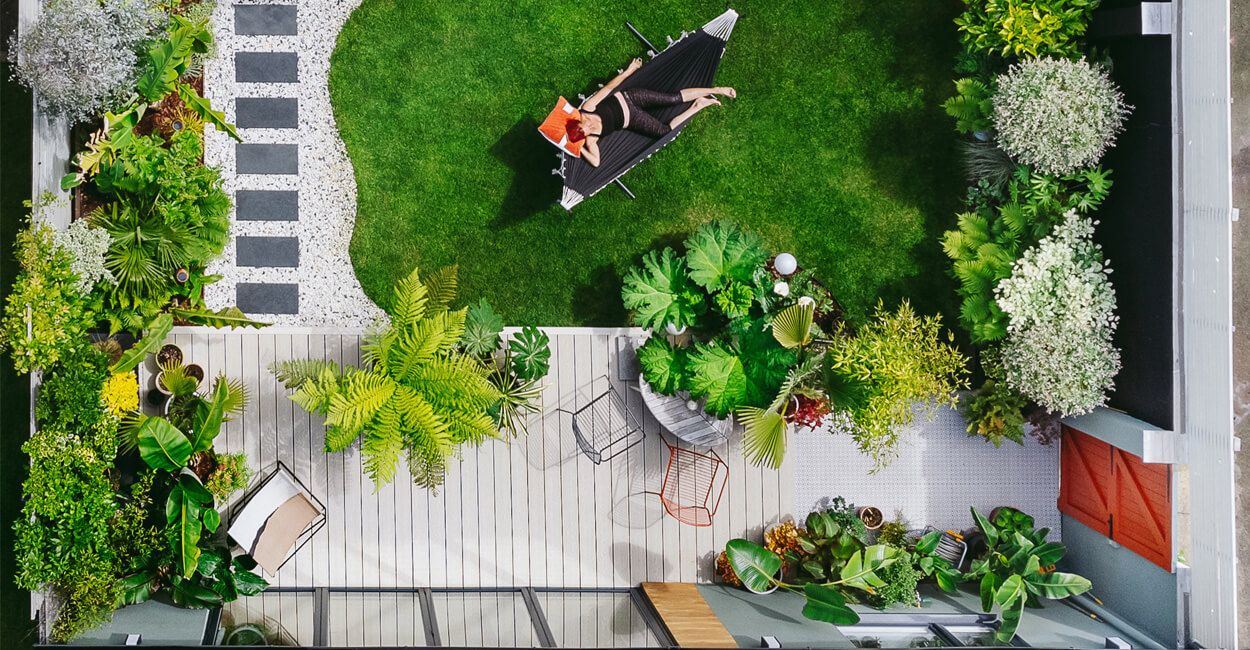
[588,93,625,136]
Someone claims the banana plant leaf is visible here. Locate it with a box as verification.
[801,583,860,625]
[111,314,174,373]
[838,545,897,593]
[138,416,193,470]
[189,379,230,453]
[724,539,782,593]
[167,471,215,578]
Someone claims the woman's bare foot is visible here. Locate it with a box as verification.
[709,87,736,99]
[693,96,722,109]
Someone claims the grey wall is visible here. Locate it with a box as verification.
[1060,515,1177,646]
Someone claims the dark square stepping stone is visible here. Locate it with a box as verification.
[235,5,298,35]
[237,236,299,268]
[236,97,298,129]
[236,143,298,175]
[236,190,298,221]
[237,283,299,315]
[235,52,298,83]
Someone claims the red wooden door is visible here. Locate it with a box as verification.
[1059,426,1112,536]
[1111,448,1172,570]
[1059,426,1173,571]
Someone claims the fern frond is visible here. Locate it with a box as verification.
[290,367,343,418]
[271,359,340,389]
[389,267,429,327]
[324,370,395,438]
[387,310,468,381]
[361,404,405,488]
[410,355,499,411]
[421,265,459,313]
[442,409,500,446]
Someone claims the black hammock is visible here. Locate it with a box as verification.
[555,9,738,210]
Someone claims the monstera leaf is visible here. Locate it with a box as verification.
[685,221,767,291]
[686,343,748,417]
[637,336,689,395]
[621,248,705,331]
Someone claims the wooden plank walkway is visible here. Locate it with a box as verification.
[145,327,793,602]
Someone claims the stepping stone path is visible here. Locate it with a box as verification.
[202,1,385,326]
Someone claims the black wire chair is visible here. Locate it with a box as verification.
[558,383,646,464]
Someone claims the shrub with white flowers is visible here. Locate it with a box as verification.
[9,0,161,124]
[992,57,1131,176]
[995,210,1120,416]
[53,220,114,293]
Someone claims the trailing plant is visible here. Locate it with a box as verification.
[272,267,504,489]
[955,0,1100,60]
[996,211,1119,416]
[621,247,706,331]
[993,57,1130,176]
[50,556,123,642]
[964,507,1091,642]
[206,453,251,502]
[822,301,968,469]
[0,221,95,374]
[942,78,994,135]
[8,0,161,123]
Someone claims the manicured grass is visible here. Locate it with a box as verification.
[331,0,963,326]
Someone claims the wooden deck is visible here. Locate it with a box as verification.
[146,327,793,594]
[640,583,736,648]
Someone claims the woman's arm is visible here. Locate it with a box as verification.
[582,137,601,167]
[582,58,643,111]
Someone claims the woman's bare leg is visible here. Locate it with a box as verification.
[668,97,721,129]
[679,87,736,101]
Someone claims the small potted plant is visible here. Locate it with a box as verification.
[158,343,183,367]
[858,506,884,530]
[155,358,201,397]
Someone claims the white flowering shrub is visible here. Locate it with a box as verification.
[996,210,1120,416]
[992,57,1131,176]
[52,220,114,293]
[9,0,161,124]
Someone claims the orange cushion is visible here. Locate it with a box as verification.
[538,96,583,157]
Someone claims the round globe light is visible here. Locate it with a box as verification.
[774,253,798,276]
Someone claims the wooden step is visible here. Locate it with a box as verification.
[641,582,737,648]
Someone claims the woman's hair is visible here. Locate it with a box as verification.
[566,118,586,143]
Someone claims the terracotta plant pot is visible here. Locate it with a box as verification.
[858,506,884,530]
[158,344,183,368]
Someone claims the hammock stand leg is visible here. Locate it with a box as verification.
[614,179,637,200]
[625,21,658,53]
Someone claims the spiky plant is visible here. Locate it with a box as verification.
[271,267,502,490]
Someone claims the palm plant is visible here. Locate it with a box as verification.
[271,267,503,490]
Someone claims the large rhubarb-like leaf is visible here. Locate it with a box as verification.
[621,248,704,331]
[684,221,767,291]
[686,343,748,417]
[636,336,689,395]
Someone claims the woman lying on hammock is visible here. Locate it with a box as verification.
[572,57,736,167]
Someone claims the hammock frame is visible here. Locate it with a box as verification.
[551,9,739,211]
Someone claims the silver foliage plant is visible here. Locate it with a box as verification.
[52,220,114,293]
[995,210,1120,416]
[9,0,162,124]
[992,57,1131,176]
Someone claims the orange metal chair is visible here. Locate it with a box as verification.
[654,440,729,527]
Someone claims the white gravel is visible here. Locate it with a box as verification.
[203,0,383,327]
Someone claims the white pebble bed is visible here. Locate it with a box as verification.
[203,0,384,327]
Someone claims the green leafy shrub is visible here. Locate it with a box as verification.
[955,0,1101,60]
[993,57,1131,175]
[0,222,96,374]
[54,220,115,293]
[272,267,503,489]
[962,351,1029,446]
[35,344,110,433]
[684,220,767,292]
[111,472,165,577]
[50,555,123,642]
[206,453,252,502]
[867,557,921,608]
[460,298,504,357]
[823,301,968,468]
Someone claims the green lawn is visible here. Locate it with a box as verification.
[330,0,963,326]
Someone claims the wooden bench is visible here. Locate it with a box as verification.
[641,582,737,648]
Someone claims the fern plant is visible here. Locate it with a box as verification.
[272,267,503,490]
[942,78,994,135]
